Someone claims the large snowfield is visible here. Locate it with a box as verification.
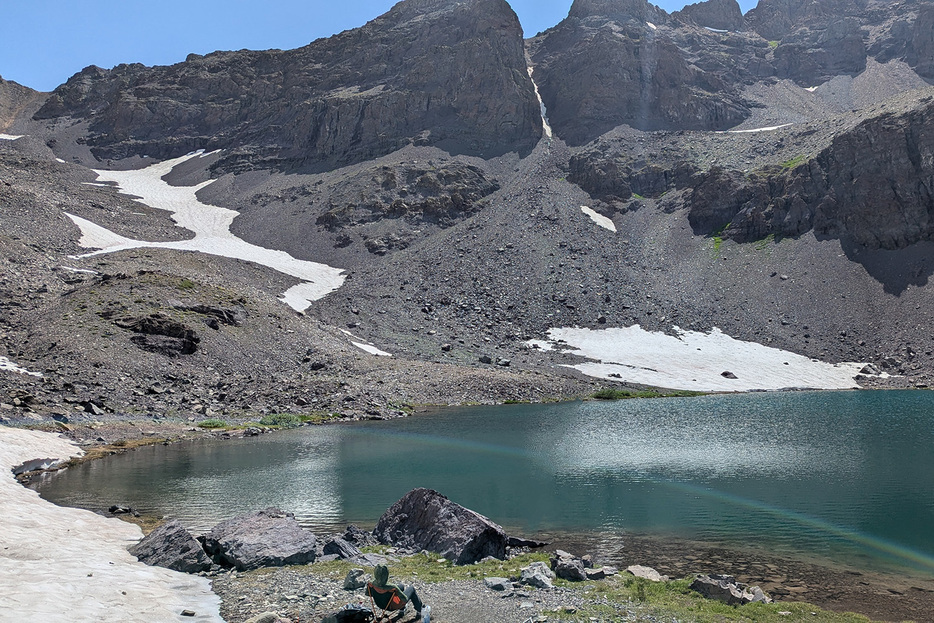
[529,325,871,392]
[67,151,346,313]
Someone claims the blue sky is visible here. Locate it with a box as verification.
[1,0,759,92]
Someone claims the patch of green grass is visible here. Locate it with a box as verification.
[711,221,731,254]
[388,402,415,415]
[300,411,343,425]
[781,154,807,169]
[177,278,196,291]
[196,418,228,429]
[553,576,877,623]
[503,399,528,405]
[769,40,780,49]
[309,549,552,584]
[592,388,705,400]
[755,233,776,250]
[631,193,645,200]
[247,554,877,623]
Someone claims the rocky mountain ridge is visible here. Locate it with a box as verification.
[30,0,542,171]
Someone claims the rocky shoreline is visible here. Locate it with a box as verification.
[12,422,934,623]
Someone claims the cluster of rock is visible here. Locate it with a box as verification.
[129,508,370,574]
[690,574,773,606]
[483,551,621,592]
[315,162,500,234]
[129,488,534,576]
[127,489,775,614]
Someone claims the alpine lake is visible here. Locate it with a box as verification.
[33,390,934,586]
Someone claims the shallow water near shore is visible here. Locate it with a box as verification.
[34,390,934,582]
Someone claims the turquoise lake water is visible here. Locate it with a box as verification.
[34,390,934,577]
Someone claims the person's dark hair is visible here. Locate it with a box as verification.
[373,564,390,586]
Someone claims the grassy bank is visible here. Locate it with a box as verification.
[299,550,878,623]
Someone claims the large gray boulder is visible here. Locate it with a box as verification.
[626,565,669,582]
[373,488,508,565]
[519,561,556,589]
[550,550,587,582]
[323,537,362,560]
[128,519,212,573]
[200,508,317,571]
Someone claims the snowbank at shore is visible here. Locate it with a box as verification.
[0,427,222,622]
[529,325,873,392]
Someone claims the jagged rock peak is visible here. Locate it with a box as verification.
[32,0,541,169]
[567,0,667,24]
[745,0,869,41]
[672,0,745,31]
[386,0,517,17]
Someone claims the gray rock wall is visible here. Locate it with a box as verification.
[34,0,542,169]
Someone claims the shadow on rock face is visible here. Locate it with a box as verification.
[841,238,934,296]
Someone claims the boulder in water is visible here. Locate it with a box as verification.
[373,488,507,565]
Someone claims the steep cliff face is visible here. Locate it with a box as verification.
[906,4,934,79]
[672,0,745,32]
[747,0,934,86]
[528,0,754,144]
[685,94,934,250]
[33,0,542,169]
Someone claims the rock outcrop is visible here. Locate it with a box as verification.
[685,95,934,250]
[673,0,745,32]
[200,508,317,571]
[906,4,934,80]
[316,161,499,231]
[127,519,213,574]
[746,0,934,86]
[373,488,507,565]
[529,0,755,143]
[33,0,542,169]
[0,75,42,131]
[113,314,201,357]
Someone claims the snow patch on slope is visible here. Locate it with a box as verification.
[529,325,873,392]
[66,151,346,312]
[0,133,24,141]
[339,329,392,357]
[527,67,553,139]
[0,356,42,377]
[581,206,616,232]
[724,123,793,134]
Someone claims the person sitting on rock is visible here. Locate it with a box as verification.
[368,563,425,619]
